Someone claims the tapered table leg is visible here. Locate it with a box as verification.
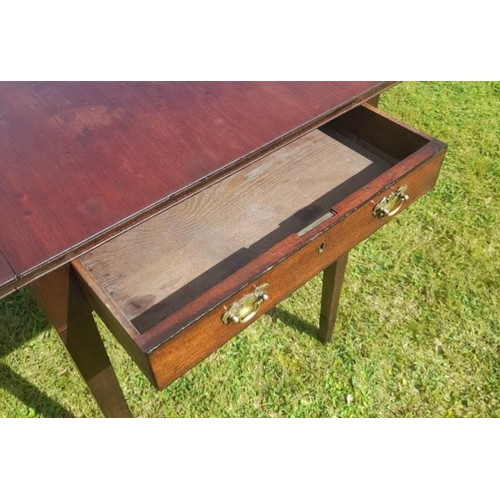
[318,252,349,343]
[30,265,132,417]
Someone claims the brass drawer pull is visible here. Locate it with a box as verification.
[372,185,409,218]
[222,284,269,325]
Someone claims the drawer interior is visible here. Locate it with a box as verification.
[75,105,434,336]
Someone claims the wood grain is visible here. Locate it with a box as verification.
[78,127,393,332]
[0,82,394,298]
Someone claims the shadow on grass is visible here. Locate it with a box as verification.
[266,306,320,340]
[0,363,74,417]
[0,289,50,357]
[0,288,75,417]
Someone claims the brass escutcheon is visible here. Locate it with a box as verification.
[372,184,410,218]
[221,283,270,325]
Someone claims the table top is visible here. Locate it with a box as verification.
[0,81,393,298]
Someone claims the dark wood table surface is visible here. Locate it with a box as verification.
[0,81,393,298]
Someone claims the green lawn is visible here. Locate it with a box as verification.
[1,81,499,418]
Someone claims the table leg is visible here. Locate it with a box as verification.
[30,265,132,417]
[318,252,349,343]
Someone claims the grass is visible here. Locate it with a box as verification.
[1,81,499,418]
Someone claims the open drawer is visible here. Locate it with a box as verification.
[72,104,446,389]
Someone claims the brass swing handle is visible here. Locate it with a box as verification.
[222,284,270,325]
[372,185,410,219]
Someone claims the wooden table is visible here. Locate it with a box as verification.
[0,82,446,417]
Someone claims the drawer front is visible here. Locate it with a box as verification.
[149,148,445,389]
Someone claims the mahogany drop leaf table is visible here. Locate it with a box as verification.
[0,82,446,417]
